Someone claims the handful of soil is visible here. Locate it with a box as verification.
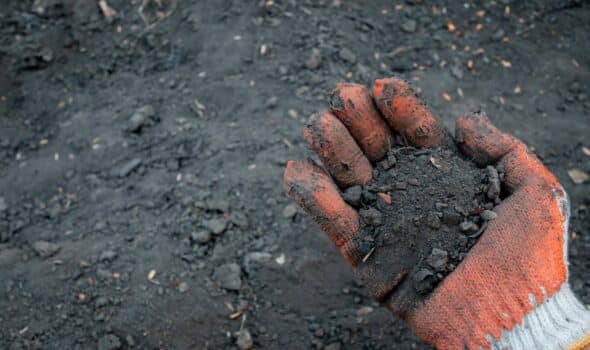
[343,143,503,301]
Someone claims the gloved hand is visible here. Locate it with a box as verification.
[283,77,590,350]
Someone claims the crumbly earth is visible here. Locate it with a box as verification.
[348,145,499,301]
[1,1,589,349]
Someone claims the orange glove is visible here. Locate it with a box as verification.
[284,77,590,350]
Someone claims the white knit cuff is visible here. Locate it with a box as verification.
[488,284,590,350]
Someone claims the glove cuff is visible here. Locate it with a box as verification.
[488,283,590,350]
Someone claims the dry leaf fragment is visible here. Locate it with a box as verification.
[98,0,117,18]
[148,269,157,280]
[442,92,452,101]
[500,60,512,68]
[430,157,442,169]
[447,21,456,32]
[582,146,590,156]
[568,169,589,184]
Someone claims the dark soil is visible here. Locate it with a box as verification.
[1,1,589,349]
[352,145,498,302]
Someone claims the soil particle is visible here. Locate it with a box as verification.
[355,146,499,299]
[112,158,142,178]
[339,47,357,64]
[32,241,61,258]
[203,217,228,235]
[401,19,417,33]
[486,165,501,200]
[282,203,298,218]
[236,329,254,350]
[191,230,212,244]
[426,248,449,272]
[359,208,383,227]
[213,263,242,291]
[178,282,189,293]
[97,334,122,350]
[480,210,498,221]
[128,105,156,133]
[0,197,6,212]
[99,250,118,262]
[342,185,362,207]
[306,48,321,70]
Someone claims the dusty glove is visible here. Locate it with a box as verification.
[283,77,590,350]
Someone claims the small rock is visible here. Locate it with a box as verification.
[427,212,441,229]
[282,204,298,219]
[307,49,321,70]
[32,241,61,258]
[98,334,122,350]
[480,210,497,221]
[451,64,463,80]
[178,282,189,293]
[395,181,407,190]
[568,168,589,184]
[125,335,135,348]
[229,211,249,229]
[413,268,436,294]
[379,153,397,170]
[359,208,383,226]
[112,158,142,178]
[95,296,109,308]
[426,248,448,271]
[401,19,417,33]
[460,221,479,233]
[213,263,242,290]
[236,329,254,350]
[265,96,279,109]
[434,202,448,210]
[0,197,6,212]
[569,81,582,94]
[0,222,10,243]
[407,178,420,186]
[325,343,342,350]
[342,186,362,207]
[99,250,118,262]
[206,199,230,213]
[244,252,272,273]
[486,166,501,200]
[203,218,228,235]
[339,47,357,64]
[129,105,156,133]
[191,230,212,244]
[492,29,505,41]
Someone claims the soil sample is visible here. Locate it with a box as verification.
[342,144,503,301]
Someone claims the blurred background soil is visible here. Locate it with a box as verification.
[0,0,589,349]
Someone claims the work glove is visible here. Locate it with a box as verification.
[283,77,590,350]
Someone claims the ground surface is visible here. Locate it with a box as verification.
[0,0,589,349]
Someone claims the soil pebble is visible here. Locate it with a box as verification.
[353,145,501,299]
[203,218,228,235]
[191,230,212,244]
[112,158,142,178]
[213,263,242,291]
[32,241,61,258]
[282,204,298,218]
[178,282,189,293]
[342,186,362,207]
[401,19,417,33]
[97,334,122,350]
[236,329,254,350]
[128,105,156,133]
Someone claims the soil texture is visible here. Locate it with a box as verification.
[351,145,500,301]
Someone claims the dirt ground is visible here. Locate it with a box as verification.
[1,1,589,349]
